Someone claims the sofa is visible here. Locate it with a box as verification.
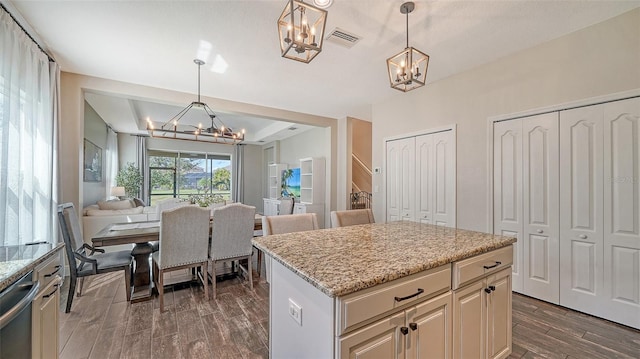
[81,197,231,244]
[81,198,191,244]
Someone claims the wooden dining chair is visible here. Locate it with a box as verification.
[152,205,210,311]
[57,203,133,313]
[209,203,256,299]
[330,209,375,228]
[260,213,319,282]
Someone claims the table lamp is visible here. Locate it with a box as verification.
[111,186,126,200]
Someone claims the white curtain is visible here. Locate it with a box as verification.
[105,126,118,199]
[232,144,244,203]
[0,9,59,246]
[136,135,148,202]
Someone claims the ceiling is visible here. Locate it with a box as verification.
[8,0,640,142]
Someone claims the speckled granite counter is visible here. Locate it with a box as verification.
[252,221,516,297]
[0,242,64,292]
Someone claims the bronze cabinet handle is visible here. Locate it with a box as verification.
[394,288,424,302]
[483,261,502,270]
[400,327,409,335]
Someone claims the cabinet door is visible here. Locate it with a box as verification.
[493,120,524,293]
[386,138,415,222]
[32,277,61,359]
[522,113,560,303]
[415,134,434,224]
[407,292,452,359]
[603,97,640,329]
[453,280,485,359]
[431,130,456,228]
[486,268,512,359]
[559,105,605,315]
[338,312,405,359]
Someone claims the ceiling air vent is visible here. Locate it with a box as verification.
[325,27,361,48]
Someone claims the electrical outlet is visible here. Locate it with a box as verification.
[288,298,302,326]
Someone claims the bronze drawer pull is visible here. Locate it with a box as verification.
[43,284,60,299]
[483,261,502,270]
[44,265,61,278]
[394,288,424,302]
[400,327,409,335]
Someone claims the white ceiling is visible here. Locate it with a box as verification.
[8,0,640,142]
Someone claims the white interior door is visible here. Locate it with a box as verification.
[386,140,402,222]
[603,97,640,329]
[400,138,416,221]
[559,105,604,315]
[415,134,434,224]
[522,112,560,303]
[493,120,524,293]
[432,130,456,227]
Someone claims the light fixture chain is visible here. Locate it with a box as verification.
[406,7,409,49]
[197,60,201,103]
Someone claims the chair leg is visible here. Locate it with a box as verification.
[256,250,262,277]
[77,277,85,297]
[248,256,253,290]
[201,262,208,301]
[211,261,217,300]
[124,264,132,302]
[66,276,77,313]
[158,267,165,312]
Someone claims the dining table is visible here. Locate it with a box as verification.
[91,214,264,302]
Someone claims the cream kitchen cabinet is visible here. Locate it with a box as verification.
[32,247,63,359]
[452,246,513,359]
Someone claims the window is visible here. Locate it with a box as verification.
[147,150,231,206]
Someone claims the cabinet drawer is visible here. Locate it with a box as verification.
[336,265,451,335]
[34,250,62,289]
[452,245,513,290]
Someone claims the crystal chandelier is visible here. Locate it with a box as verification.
[146,59,244,144]
[386,2,429,92]
[277,0,328,63]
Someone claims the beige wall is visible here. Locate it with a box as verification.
[371,8,640,232]
[60,73,338,212]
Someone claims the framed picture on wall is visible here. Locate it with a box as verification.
[83,139,102,182]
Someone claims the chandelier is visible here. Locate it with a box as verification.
[277,0,327,63]
[146,59,245,144]
[386,2,429,92]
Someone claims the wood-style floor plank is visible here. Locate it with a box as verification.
[59,272,640,359]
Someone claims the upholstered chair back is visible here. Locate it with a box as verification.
[158,206,210,269]
[330,209,375,228]
[262,213,319,235]
[210,203,256,261]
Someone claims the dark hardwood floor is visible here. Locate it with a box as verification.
[59,271,639,359]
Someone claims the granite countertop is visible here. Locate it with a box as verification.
[253,221,516,298]
[0,242,65,292]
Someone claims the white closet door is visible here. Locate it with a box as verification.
[559,105,604,314]
[522,113,560,303]
[431,130,456,227]
[603,97,640,329]
[493,120,524,293]
[386,140,402,222]
[416,134,434,224]
[386,137,415,222]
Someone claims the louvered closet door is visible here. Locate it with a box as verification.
[416,134,434,224]
[431,130,456,227]
[522,113,559,303]
[559,105,604,315]
[386,137,415,222]
[603,97,640,329]
[493,120,524,293]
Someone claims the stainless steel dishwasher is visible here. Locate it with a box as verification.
[0,271,39,359]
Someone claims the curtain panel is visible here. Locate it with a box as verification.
[105,126,118,199]
[0,9,59,246]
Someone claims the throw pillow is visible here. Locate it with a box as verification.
[133,197,146,207]
[97,199,134,210]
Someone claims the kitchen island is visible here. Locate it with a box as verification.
[252,221,516,359]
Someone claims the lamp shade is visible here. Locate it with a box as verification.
[111,186,126,197]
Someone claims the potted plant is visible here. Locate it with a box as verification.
[115,162,143,198]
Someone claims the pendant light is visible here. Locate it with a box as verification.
[277,0,328,63]
[386,2,429,92]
